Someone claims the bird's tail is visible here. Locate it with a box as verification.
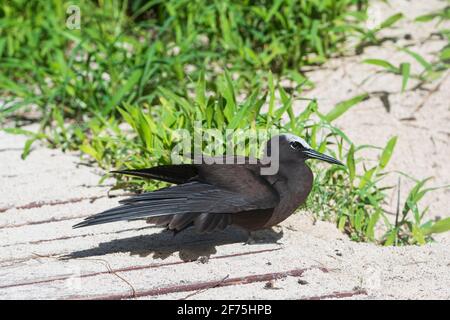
[73,182,203,228]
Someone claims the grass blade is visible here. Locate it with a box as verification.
[324,93,369,122]
[400,62,411,92]
[363,59,398,72]
[378,13,403,30]
[379,136,397,169]
[423,217,450,235]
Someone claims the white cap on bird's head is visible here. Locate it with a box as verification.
[264,134,343,165]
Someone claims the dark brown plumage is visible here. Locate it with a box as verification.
[73,134,343,233]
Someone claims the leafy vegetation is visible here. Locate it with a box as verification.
[362,45,450,92]
[361,2,450,92]
[1,0,449,245]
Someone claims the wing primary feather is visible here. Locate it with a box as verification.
[73,173,278,229]
[111,164,198,184]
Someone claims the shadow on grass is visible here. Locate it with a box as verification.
[64,226,283,262]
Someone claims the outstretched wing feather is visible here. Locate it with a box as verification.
[74,181,276,228]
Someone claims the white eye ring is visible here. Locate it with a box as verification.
[290,141,302,150]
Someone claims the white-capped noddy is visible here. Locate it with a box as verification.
[73,134,343,233]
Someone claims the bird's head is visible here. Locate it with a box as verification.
[265,134,344,166]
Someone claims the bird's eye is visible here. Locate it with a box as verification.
[290,141,303,150]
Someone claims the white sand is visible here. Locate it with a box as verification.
[0,0,449,299]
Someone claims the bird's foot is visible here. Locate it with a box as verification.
[244,229,284,246]
[244,232,258,245]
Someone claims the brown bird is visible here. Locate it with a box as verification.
[73,134,343,233]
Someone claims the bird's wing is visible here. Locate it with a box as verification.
[111,155,262,184]
[136,156,278,213]
[111,164,198,184]
[196,161,277,206]
[73,180,279,228]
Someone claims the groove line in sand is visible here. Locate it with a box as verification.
[0,247,283,290]
[70,266,327,300]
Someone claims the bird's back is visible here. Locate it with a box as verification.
[74,158,282,233]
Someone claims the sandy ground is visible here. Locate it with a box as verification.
[0,0,449,299]
[300,0,450,222]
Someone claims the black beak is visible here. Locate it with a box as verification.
[302,149,344,166]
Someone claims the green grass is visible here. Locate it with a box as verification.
[1,0,449,245]
[361,2,450,92]
[0,0,370,122]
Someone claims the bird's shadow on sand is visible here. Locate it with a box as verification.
[65,226,283,262]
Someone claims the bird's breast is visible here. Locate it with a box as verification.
[262,164,313,228]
